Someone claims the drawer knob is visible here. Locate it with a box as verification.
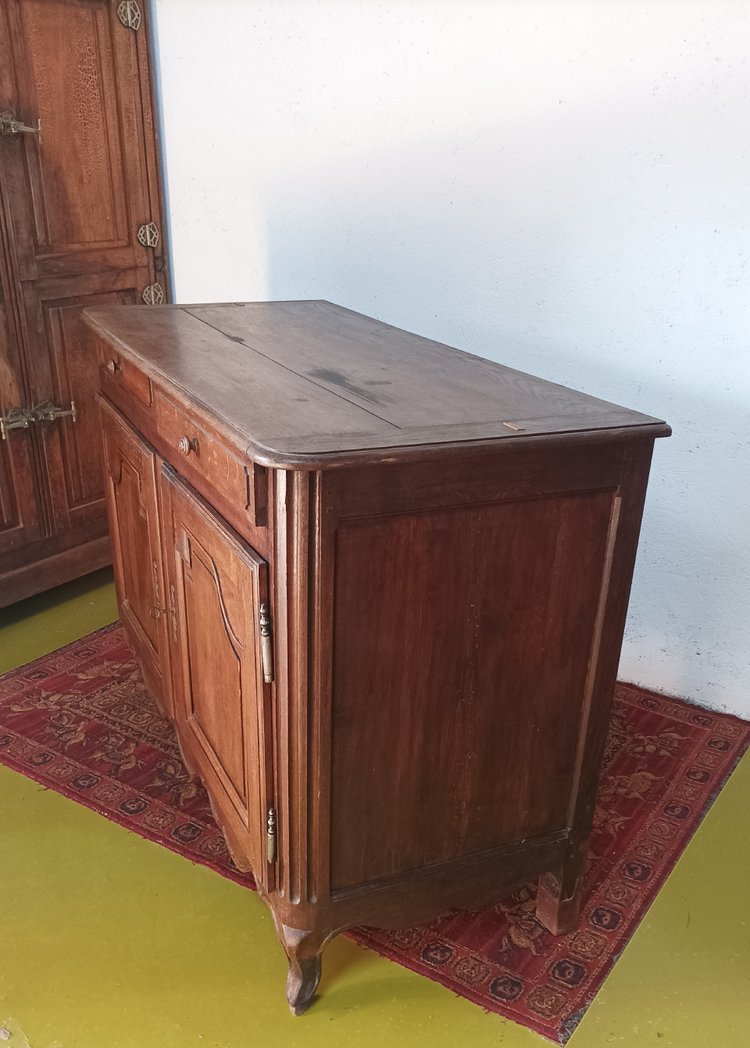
[106,359,120,375]
[178,435,198,456]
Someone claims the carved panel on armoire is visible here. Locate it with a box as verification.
[0,0,168,604]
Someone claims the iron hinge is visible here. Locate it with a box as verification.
[142,282,164,306]
[266,807,277,864]
[259,601,274,684]
[117,1,142,30]
[137,221,160,249]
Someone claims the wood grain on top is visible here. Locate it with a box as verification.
[84,300,670,466]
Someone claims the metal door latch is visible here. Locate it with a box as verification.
[0,407,33,440]
[0,111,41,136]
[29,401,77,424]
[0,402,77,438]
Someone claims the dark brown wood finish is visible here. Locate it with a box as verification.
[0,0,168,606]
[84,300,670,1014]
[330,490,617,890]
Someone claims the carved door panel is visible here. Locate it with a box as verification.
[160,465,274,882]
[99,395,171,715]
[0,0,163,281]
[0,0,167,596]
[21,279,140,536]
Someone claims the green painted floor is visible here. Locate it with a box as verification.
[0,570,748,1048]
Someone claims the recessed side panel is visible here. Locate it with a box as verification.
[330,491,616,891]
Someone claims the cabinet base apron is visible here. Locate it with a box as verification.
[255,832,586,1014]
[0,535,111,609]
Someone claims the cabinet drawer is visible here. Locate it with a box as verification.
[154,389,265,533]
[99,350,153,408]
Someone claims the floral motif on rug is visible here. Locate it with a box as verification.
[0,624,747,1043]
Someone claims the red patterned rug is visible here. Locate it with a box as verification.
[0,624,747,1042]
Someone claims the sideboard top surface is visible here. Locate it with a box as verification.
[84,300,670,467]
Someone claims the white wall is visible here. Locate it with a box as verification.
[153,0,750,717]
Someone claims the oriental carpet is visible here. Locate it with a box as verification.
[0,623,747,1043]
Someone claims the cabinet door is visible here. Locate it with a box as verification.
[0,0,167,544]
[160,465,274,881]
[99,396,171,716]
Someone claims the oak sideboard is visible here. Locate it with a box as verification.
[84,300,670,1014]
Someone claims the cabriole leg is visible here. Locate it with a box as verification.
[279,924,324,1016]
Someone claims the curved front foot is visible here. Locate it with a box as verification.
[280,924,323,1016]
[286,954,322,1016]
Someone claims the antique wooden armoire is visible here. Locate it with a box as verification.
[0,0,168,606]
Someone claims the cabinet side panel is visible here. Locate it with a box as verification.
[330,491,615,891]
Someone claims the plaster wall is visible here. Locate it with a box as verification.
[153,0,750,715]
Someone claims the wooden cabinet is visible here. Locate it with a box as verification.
[0,0,168,606]
[85,299,670,1014]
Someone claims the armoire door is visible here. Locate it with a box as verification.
[99,395,171,715]
[0,0,168,603]
[159,465,275,883]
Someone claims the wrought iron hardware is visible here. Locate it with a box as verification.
[29,401,77,425]
[266,807,277,864]
[142,282,164,306]
[259,602,274,684]
[137,222,160,249]
[1,402,76,438]
[0,111,41,137]
[0,407,34,440]
[117,0,142,30]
